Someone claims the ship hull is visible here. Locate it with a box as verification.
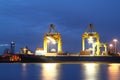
[1,55,120,63]
[20,55,120,63]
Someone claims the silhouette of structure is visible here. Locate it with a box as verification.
[82,24,107,55]
[10,41,15,54]
[44,24,62,53]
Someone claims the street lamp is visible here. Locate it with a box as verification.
[113,39,118,53]
[109,44,113,49]
[109,44,113,53]
[109,44,113,48]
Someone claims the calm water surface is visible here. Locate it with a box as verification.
[0,63,120,80]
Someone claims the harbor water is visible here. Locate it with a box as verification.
[0,63,120,80]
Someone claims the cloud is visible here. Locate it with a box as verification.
[0,0,120,53]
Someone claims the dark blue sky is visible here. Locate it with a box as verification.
[0,0,120,53]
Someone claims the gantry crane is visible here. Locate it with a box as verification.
[43,24,62,53]
[82,24,107,55]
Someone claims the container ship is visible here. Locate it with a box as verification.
[1,53,120,63]
[0,24,120,63]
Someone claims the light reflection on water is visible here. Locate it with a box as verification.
[22,63,61,80]
[41,63,60,80]
[22,63,27,80]
[108,64,120,80]
[1,63,120,80]
[82,63,99,80]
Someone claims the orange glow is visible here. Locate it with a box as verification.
[108,64,120,80]
[10,55,21,61]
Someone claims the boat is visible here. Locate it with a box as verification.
[20,54,120,63]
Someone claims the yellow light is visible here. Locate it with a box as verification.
[88,36,94,43]
[23,48,27,52]
[52,40,56,44]
[47,37,55,42]
[47,37,56,44]
[108,64,120,80]
[41,63,59,80]
[83,63,99,80]
[47,40,50,43]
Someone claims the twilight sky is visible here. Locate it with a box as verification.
[0,0,120,53]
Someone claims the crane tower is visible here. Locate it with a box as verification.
[44,24,62,53]
[82,24,107,55]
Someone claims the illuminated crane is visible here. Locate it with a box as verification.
[44,24,62,53]
[82,24,107,55]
